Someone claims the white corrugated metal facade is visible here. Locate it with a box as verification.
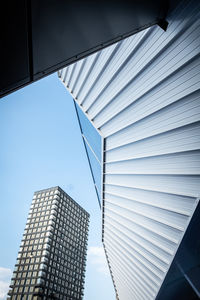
[59,0,200,299]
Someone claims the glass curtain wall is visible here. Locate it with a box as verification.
[74,102,102,207]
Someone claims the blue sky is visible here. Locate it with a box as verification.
[0,73,115,299]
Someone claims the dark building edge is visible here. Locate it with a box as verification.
[1,0,170,98]
[156,199,200,300]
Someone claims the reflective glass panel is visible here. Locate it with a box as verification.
[74,102,102,205]
[75,103,101,161]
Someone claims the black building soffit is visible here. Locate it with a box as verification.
[1,0,170,98]
[156,200,200,300]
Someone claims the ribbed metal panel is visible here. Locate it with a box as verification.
[59,1,200,299]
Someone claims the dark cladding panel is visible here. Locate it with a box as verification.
[0,0,30,96]
[156,201,200,300]
[31,0,167,79]
[1,0,169,97]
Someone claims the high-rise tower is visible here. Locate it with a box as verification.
[7,186,89,300]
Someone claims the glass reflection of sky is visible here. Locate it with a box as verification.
[75,102,102,206]
[75,103,101,161]
[85,143,101,199]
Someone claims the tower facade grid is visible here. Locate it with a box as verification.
[8,186,89,300]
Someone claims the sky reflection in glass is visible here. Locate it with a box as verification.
[74,102,102,206]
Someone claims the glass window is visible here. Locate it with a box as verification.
[75,102,101,160]
[24,286,29,292]
[75,102,102,205]
[36,278,45,285]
